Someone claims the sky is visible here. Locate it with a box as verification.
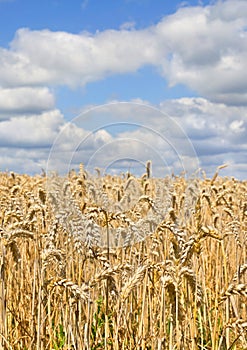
[0,0,247,179]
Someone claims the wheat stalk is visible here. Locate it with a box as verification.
[120,265,147,300]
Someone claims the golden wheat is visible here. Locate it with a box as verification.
[0,168,246,349]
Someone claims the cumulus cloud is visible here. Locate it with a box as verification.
[0,0,246,105]
[2,27,160,87]
[157,1,247,105]
[160,97,247,143]
[0,0,246,177]
[0,107,114,174]
[44,99,247,178]
[0,98,246,178]
[159,97,247,177]
[0,148,49,174]
[0,110,64,147]
[0,87,55,116]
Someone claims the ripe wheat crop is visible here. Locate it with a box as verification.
[0,166,246,349]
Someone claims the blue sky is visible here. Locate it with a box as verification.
[0,0,208,43]
[0,0,246,178]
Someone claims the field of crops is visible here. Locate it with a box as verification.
[0,165,246,349]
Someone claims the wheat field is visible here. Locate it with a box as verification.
[0,165,246,349]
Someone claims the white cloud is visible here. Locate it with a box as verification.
[0,47,51,87]
[0,0,246,178]
[0,146,58,174]
[0,0,245,106]
[157,1,247,104]
[0,110,64,147]
[1,27,160,88]
[159,97,247,177]
[230,119,245,133]
[0,87,54,116]
[120,21,136,30]
[0,98,246,178]
[45,99,247,178]
[0,0,245,112]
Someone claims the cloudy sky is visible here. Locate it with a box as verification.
[0,0,246,179]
